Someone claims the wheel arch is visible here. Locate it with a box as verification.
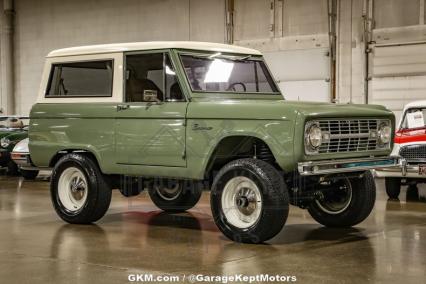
[203,135,279,179]
[49,149,103,172]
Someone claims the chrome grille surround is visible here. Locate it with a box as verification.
[305,119,391,155]
[399,145,426,162]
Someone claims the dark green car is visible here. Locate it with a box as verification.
[0,117,29,175]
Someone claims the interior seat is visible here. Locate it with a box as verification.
[126,71,164,102]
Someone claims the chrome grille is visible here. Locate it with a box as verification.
[317,119,379,154]
[399,145,426,161]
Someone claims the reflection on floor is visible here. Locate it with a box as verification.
[0,175,426,283]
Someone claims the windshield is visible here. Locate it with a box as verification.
[401,108,426,130]
[180,54,279,94]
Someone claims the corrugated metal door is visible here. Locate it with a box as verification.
[263,48,331,102]
[369,43,426,121]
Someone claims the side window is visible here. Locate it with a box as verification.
[125,53,184,102]
[46,60,113,97]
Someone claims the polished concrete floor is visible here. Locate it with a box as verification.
[1,174,426,284]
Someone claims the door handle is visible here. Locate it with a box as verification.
[117,104,130,111]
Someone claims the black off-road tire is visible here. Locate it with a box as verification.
[385,177,401,199]
[211,158,289,244]
[148,180,202,212]
[308,171,376,227]
[51,153,112,224]
[20,169,39,180]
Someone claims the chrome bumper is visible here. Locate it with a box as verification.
[374,159,426,178]
[298,157,399,176]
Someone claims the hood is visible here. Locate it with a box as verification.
[0,130,14,139]
[187,99,394,121]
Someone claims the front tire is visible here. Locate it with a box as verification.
[51,154,112,224]
[308,171,376,227]
[385,177,401,199]
[148,179,202,212]
[211,158,289,244]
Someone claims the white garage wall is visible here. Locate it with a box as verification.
[4,0,426,115]
[234,0,331,102]
[370,43,426,121]
[263,48,330,102]
[13,0,225,115]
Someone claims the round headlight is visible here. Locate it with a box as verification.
[378,124,392,145]
[308,124,323,148]
[1,137,10,148]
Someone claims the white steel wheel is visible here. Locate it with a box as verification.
[57,167,88,212]
[221,176,263,229]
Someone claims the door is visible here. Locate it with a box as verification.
[115,51,187,167]
[369,43,426,122]
[263,48,331,102]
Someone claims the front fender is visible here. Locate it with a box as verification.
[186,119,295,178]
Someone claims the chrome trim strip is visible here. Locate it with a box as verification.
[298,157,400,176]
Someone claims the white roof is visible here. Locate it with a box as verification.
[47,41,262,57]
[403,100,426,111]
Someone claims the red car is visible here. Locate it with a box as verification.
[375,101,426,199]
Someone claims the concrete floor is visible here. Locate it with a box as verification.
[1,175,426,284]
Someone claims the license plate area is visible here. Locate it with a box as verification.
[419,164,426,175]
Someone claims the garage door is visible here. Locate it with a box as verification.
[263,48,331,102]
[369,43,426,122]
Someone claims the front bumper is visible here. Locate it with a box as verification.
[298,157,399,176]
[374,159,426,179]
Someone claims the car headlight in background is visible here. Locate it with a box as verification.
[12,138,29,153]
[378,122,392,145]
[1,137,10,148]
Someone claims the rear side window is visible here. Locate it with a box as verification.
[46,60,113,97]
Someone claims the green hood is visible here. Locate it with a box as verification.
[187,99,394,121]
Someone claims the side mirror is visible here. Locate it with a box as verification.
[143,90,160,103]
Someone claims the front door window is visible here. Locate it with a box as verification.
[125,53,184,102]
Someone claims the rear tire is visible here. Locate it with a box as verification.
[211,158,289,244]
[385,177,401,199]
[148,179,202,212]
[50,154,112,224]
[308,171,376,227]
[20,169,39,180]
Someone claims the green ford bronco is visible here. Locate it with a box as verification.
[30,41,397,243]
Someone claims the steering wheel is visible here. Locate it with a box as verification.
[226,82,247,92]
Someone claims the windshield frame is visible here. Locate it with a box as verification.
[177,51,281,96]
[399,107,426,130]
